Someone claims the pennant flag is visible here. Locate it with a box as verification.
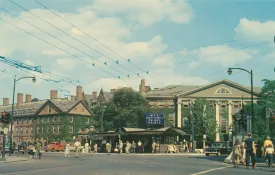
[116,60,119,64]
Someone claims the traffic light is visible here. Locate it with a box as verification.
[1,111,11,124]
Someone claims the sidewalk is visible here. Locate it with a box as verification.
[45,151,204,156]
[0,155,29,163]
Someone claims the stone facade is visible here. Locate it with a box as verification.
[144,79,261,141]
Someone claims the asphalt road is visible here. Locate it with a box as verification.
[0,153,275,175]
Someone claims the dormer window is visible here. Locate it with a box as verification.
[215,87,232,94]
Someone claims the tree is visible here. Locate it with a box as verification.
[31,98,39,102]
[185,98,217,141]
[98,87,150,131]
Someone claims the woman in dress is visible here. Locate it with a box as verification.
[234,139,241,168]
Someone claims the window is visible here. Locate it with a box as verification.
[21,120,23,124]
[82,108,85,112]
[57,126,60,133]
[31,128,33,134]
[234,105,239,108]
[26,128,29,134]
[215,87,232,94]
[17,121,19,124]
[86,118,89,124]
[41,127,44,133]
[53,117,57,122]
[37,127,40,134]
[183,105,189,108]
[20,128,23,134]
[57,117,60,122]
[69,117,73,123]
[69,126,73,133]
[49,107,52,113]
[26,120,29,124]
[53,126,57,133]
[41,118,44,123]
[37,118,40,123]
[47,127,50,133]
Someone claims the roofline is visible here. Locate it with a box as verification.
[176,79,261,97]
[67,100,93,116]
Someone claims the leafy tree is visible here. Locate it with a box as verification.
[31,98,39,102]
[95,87,150,131]
[185,98,217,141]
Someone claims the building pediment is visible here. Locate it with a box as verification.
[37,100,62,115]
[177,80,261,99]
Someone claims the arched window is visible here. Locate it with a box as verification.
[215,87,232,94]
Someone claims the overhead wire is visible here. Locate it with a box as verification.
[31,0,166,86]
[6,0,140,80]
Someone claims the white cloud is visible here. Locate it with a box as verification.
[56,58,76,70]
[188,61,200,69]
[152,55,173,66]
[81,0,193,26]
[235,18,275,42]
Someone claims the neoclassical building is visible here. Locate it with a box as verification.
[142,79,261,141]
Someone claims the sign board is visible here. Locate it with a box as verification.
[145,113,164,126]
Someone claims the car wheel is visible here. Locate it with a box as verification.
[51,148,55,152]
[206,153,209,156]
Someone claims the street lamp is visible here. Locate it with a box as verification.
[9,76,36,155]
[227,67,253,134]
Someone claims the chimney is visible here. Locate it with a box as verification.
[76,86,82,101]
[3,98,9,105]
[50,90,58,100]
[17,93,23,107]
[110,89,116,94]
[92,91,97,98]
[139,79,146,93]
[26,94,32,103]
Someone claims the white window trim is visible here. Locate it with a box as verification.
[215,87,232,94]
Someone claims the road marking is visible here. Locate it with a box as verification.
[189,165,231,175]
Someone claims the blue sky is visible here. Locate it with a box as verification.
[0,0,274,101]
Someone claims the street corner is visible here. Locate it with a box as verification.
[0,156,29,163]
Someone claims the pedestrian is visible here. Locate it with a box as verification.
[64,143,70,158]
[233,139,241,168]
[263,136,273,165]
[119,140,123,154]
[84,142,89,155]
[244,133,256,169]
[152,141,156,153]
[240,138,246,165]
[137,140,142,153]
[131,141,136,153]
[265,144,274,168]
[74,139,81,158]
[35,141,41,159]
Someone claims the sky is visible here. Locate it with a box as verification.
[0,0,275,101]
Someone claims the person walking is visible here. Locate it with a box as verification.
[244,133,256,169]
[263,136,273,165]
[35,141,41,159]
[93,143,98,153]
[240,138,246,165]
[64,143,70,158]
[265,144,274,168]
[137,140,142,153]
[233,139,241,168]
[74,139,81,158]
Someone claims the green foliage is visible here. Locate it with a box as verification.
[185,98,217,141]
[31,98,39,102]
[92,87,150,131]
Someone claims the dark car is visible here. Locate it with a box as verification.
[205,142,232,156]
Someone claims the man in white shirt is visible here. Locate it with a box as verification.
[74,139,81,158]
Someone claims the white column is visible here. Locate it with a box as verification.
[215,101,220,142]
[228,101,232,133]
[176,99,182,128]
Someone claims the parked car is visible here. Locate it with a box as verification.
[45,142,65,152]
[205,142,231,156]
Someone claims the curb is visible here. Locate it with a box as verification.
[44,152,204,156]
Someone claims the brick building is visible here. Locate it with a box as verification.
[0,86,93,143]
